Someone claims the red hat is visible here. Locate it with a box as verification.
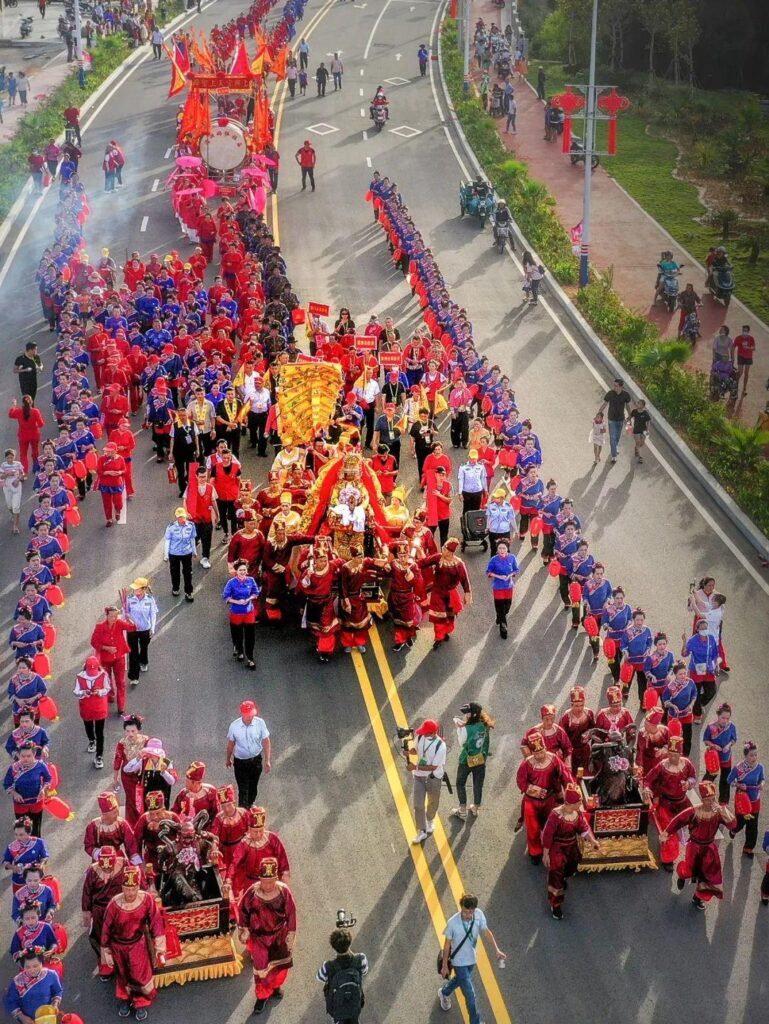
[414,719,440,736]
[668,735,684,753]
[217,784,235,803]
[122,866,141,887]
[345,391,357,404]
[385,401,396,409]
[645,708,664,726]
[185,760,206,782]
[667,718,683,738]
[97,792,118,813]
[248,806,266,828]
[698,780,717,800]
[84,655,101,675]
[540,704,557,718]
[162,343,174,354]
[240,700,257,715]
[97,844,116,867]
[527,731,545,753]
[606,686,623,706]
[259,857,279,878]
[410,385,421,393]
[242,510,255,522]
[155,378,168,390]
[444,538,460,553]
[145,791,166,811]
[564,783,582,805]
[642,688,660,711]
[570,686,586,703]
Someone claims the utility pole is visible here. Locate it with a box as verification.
[462,0,470,94]
[73,0,84,63]
[579,0,599,288]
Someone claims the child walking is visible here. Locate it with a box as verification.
[590,412,607,465]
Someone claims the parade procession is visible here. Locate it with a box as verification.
[1,0,768,1022]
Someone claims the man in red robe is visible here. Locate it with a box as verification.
[101,866,166,1019]
[110,418,137,497]
[227,512,266,578]
[81,845,141,965]
[661,780,735,907]
[211,785,248,875]
[515,732,572,864]
[642,735,697,869]
[230,807,290,897]
[541,783,600,919]
[171,761,220,823]
[238,857,297,1015]
[420,539,471,647]
[298,545,343,663]
[84,792,140,863]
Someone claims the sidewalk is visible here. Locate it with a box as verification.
[471,0,769,428]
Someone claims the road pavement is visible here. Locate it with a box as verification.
[1,1,769,1023]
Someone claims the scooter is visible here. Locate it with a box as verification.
[371,105,387,132]
[660,265,683,313]
[569,136,599,170]
[709,263,734,308]
[20,16,34,38]
[680,310,701,343]
[492,218,513,254]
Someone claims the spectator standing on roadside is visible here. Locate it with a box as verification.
[7,73,17,106]
[295,139,316,191]
[298,37,309,69]
[102,144,117,193]
[110,139,125,187]
[734,324,755,395]
[317,929,368,1024]
[536,65,546,100]
[151,25,163,59]
[28,151,45,195]
[597,378,631,464]
[286,59,298,98]
[17,72,29,106]
[438,895,507,1024]
[225,700,271,809]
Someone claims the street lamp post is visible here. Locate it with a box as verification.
[72,0,84,63]
[579,0,599,289]
[462,0,470,95]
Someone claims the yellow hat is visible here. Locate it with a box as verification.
[280,491,293,503]
[468,448,479,458]
[101,247,109,256]
[493,488,506,498]
[174,506,188,518]
[130,577,149,590]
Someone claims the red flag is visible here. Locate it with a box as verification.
[230,39,252,77]
[166,52,187,97]
[271,44,288,81]
[174,39,190,74]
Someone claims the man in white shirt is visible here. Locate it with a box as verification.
[330,53,344,90]
[241,371,272,457]
[225,700,272,808]
[438,894,506,1024]
[406,719,446,844]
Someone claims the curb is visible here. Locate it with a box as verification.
[0,1,201,257]
[436,6,769,559]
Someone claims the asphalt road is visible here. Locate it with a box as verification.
[1,1,769,1022]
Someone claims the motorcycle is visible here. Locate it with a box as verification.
[371,105,387,132]
[660,265,683,313]
[569,136,599,170]
[709,263,734,308]
[680,311,701,343]
[459,180,496,228]
[492,217,513,254]
[20,16,34,38]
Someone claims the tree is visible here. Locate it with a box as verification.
[557,0,592,67]
[603,0,632,69]
[639,0,668,82]
[636,340,692,370]
[714,423,769,470]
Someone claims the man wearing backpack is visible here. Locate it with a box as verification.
[317,928,368,1023]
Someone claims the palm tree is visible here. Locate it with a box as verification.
[713,423,769,469]
[635,340,691,370]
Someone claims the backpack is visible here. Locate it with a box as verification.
[325,955,364,1020]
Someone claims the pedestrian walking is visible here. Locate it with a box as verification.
[438,895,506,1024]
[596,377,631,463]
[102,144,117,193]
[211,448,241,541]
[73,655,111,769]
[734,324,755,395]
[315,62,329,96]
[286,60,298,97]
[589,411,606,464]
[485,540,518,639]
[89,606,133,716]
[7,73,17,106]
[317,928,369,1024]
[225,700,271,809]
[298,37,309,69]
[170,406,199,496]
[222,560,259,668]
[63,104,82,145]
[163,506,197,600]
[525,261,544,304]
[28,151,45,195]
[295,139,316,191]
[418,43,429,76]
[406,719,446,844]
[330,52,343,90]
[17,72,29,106]
[188,465,217,569]
[451,702,495,818]
[110,139,125,186]
[263,141,280,192]
[1,449,25,535]
[151,26,163,59]
[8,396,44,474]
[628,399,651,464]
[43,140,61,178]
[484,488,516,551]
[536,65,546,100]
[457,449,487,515]
[124,578,158,685]
[14,342,42,401]
[505,96,517,133]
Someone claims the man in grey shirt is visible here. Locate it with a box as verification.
[225,699,272,808]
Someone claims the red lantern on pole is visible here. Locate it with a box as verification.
[552,86,585,154]
[597,87,631,156]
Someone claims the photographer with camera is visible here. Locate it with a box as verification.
[438,894,506,1024]
[405,719,447,844]
[317,925,368,1024]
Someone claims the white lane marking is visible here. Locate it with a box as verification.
[151,178,160,192]
[363,130,368,140]
[118,500,127,525]
[395,52,401,60]
[164,147,173,159]
[359,87,364,96]
[140,216,149,232]
[360,68,364,75]
[360,108,366,117]
[306,122,339,135]
[363,0,393,59]
[428,20,769,596]
[366,156,372,167]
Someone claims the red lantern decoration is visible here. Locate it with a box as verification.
[45,585,65,607]
[568,581,582,604]
[44,796,74,821]
[734,791,752,818]
[364,190,373,202]
[53,921,69,953]
[39,694,58,720]
[510,493,522,512]
[42,623,57,651]
[53,559,71,578]
[583,615,599,638]
[619,661,634,684]
[33,654,52,680]
[64,507,81,527]
[597,87,631,156]
[72,460,87,480]
[703,749,721,775]
[643,688,660,711]
[602,638,617,660]
[667,718,683,738]
[42,874,61,903]
[84,450,98,473]
[91,421,103,439]
[530,517,543,537]
[62,472,76,490]
[57,533,70,553]
[552,86,585,154]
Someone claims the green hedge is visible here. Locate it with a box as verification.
[0,3,184,221]
[441,18,769,537]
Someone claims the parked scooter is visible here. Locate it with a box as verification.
[20,16,34,38]
[569,135,599,170]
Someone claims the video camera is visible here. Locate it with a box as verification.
[336,908,357,929]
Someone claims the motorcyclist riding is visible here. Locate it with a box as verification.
[370,86,389,120]
[493,199,513,251]
[472,175,490,198]
[654,250,680,301]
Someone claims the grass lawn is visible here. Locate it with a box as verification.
[526,62,769,324]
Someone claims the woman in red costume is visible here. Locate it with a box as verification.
[132,791,180,876]
[298,543,343,663]
[642,731,697,870]
[594,686,634,735]
[384,543,422,652]
[636,707,669,779]
[230,806,290,898]
[516,732,573,864]
[661,780,735,909]
[420,442,451,517]
[542,782,600,919]
[408,512,437,606]
[101,866,166,1021]
[420,538,471,650]
[558,686,595,774]
[111,715,148,829]
[521,705,572,766]
[211,785,248,876]
[238,857,297,1015]
[338,547,387,654]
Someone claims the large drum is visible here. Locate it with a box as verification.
[200,121,249,174]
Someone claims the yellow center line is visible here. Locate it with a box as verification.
[350,649,470,1024]
[370,626,513,1024]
